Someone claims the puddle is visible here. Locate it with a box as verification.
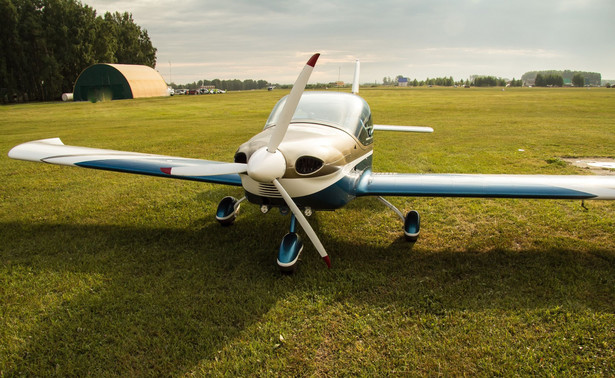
[562,158,615,175]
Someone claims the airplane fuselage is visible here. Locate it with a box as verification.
[236,122,373,210]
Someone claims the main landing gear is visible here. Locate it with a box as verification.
[377,197,420,242]
[215,196,419,273]
[215,196,245,226]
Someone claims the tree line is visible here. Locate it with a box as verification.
[522,70,601,87]
[173,79,271,91]
[383,75,523,87]
[383,76,462,87]
[534,73,589,87]
[174,80,349,91]
[1,0,157,102]
[384,70,604,88]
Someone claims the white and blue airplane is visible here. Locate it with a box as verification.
[9,54,615,271]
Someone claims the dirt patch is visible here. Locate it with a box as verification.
[562,157,615,175]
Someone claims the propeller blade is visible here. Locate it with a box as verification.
[161,163,247,176]
[272,178,331,268]
[267,53,320,153]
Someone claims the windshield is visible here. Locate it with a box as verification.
[265,92,373,144]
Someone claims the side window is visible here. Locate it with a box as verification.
[357,113,374,145]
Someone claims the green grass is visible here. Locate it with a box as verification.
[2,87,615,376]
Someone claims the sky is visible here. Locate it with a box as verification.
[82,0,615,85]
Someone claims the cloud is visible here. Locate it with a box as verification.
[417,47,562,58]
[83,0,615,82]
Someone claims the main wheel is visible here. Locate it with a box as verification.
[404,210,420,242]
[216,196,240,226]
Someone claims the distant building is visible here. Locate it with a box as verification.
[397,77,408,87]
[73,64,169,102]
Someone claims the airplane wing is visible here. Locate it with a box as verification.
[373,125,433,133]
[356,171,615,200]
[8,138,242,186]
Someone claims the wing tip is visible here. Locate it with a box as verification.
[8,137,65,161]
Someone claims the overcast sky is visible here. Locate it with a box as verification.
[82,0,614,85]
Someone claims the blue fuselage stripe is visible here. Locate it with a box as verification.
[76,160,242,186]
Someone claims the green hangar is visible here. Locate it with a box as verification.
[73,64,168,102]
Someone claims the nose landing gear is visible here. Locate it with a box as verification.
[277,214,303,273]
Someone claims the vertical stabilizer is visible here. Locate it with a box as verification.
[351,59,360,94]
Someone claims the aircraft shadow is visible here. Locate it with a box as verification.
[1,214,613,375]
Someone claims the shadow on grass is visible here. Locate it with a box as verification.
[1,216,614,375]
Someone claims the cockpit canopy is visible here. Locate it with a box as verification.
[265,92,374,145]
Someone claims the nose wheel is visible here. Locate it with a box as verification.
[277,214,303,272]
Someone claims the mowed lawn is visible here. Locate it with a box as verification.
[1,87,614,375]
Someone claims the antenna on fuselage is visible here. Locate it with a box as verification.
[351,59,360,94]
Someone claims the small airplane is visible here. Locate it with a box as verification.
[9,53,615,272]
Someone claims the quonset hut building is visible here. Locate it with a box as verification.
[73,64,168,102]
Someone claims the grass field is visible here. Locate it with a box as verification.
[2,87,615,375]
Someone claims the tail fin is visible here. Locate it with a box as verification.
[351,59,360,94]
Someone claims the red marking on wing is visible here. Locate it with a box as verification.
[161,167,172,175]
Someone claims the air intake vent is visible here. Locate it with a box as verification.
[234,152,247,164]
[258,183,281,198]
[295,156,324,175]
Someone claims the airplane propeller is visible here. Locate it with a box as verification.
[161,53,331,267]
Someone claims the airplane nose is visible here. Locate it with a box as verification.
[247,147,287,182]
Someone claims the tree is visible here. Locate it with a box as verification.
[509,78,522,87]
[93,12,118,63]
[523,70,601,86]
[471,76,505,87]
[545,74,563,87]
[572,73,585,87]
[106,12,156,68]
[535,73,545,87]
[0,0,20,101]
[1,0,157,101]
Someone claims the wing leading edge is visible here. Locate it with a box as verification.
[356,172,615,200]
[8,138,242,186]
